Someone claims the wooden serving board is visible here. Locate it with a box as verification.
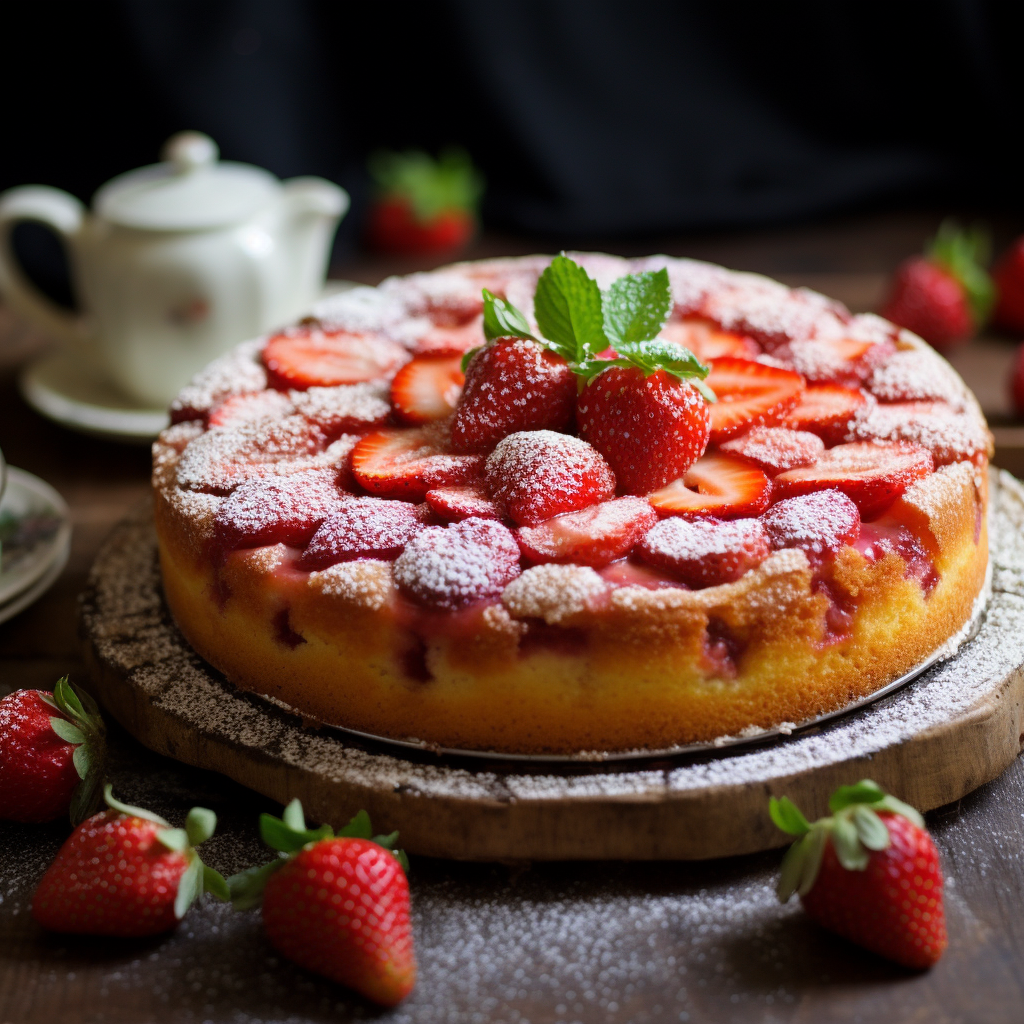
[79,471,1024,861]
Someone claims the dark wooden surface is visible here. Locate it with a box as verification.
[2,212,1024,1023]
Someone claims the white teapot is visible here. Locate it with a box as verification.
[0,132,348,406]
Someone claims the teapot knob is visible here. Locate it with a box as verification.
[162,131,219,174]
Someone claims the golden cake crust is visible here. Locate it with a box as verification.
[152,254,992,754]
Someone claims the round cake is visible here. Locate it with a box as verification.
[152,253,991,755]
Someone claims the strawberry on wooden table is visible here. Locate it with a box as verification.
[770,780,947,969]
[879,220,994,351]
[228,799,415,1007]
[0,678,106,825]
[32,785,228,937]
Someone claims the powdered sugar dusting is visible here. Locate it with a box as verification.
[170,340,267,422]
[502,564,608,624]
[310,559,395,609]
[848,401,991,466]
[868,349,969,407]
[761,491,861,558]
[299,497,424,569]
[720,427,824,473]
[639,517,769,587]
[290,381,390,436]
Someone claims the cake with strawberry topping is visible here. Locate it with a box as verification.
[153,253,991,755]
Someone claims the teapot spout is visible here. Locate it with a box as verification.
[282,177,349,220]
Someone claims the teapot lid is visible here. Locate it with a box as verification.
[93,132,278,230]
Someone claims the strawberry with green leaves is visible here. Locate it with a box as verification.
[32,784,228,936]
[228,800,415,1007]
[770,780,947,969]
[0,677,106,825]
[880,220,994,351]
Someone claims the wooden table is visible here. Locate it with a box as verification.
[3,215,1023,1023]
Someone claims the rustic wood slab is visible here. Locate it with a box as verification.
[78,470,1024,861]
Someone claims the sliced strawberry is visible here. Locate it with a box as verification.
[291,383,391,438]
[704,357,805,443]
[660,318,760,361]
[760,490,861,563]
[393,518,521,610]
[516,496,658,568]
[846,400,990,466]
[451,338,577,453]
[648,453,772,519]
[638,516,770,588]
[484,430,616,527]
[775,336,893,389]
[263,329,408,391]
[350,427,484,501]
[213,469,344,554]
[424,484,502,521]
[773,441,934,520]
[390,356,464,425]
[298,497,424,570]
[782,384,868,444]
[719,427,824,475]
[413,315,484,357]
[207,390,294,429]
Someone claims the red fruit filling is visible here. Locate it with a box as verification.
[213,469,344,554]
[484,430,616,527]
[298,497,425,570]
[659,318,760,361]
[291,383,390,438]
[638,516,769,588]
[648,453,772,519]
[208,390,293,429]
[782,384,868,444]
[424,484,502,521]
[704,357,805,443]
[516,496,658,568]
[760,491,861,564]
[776,336,893,388]
[719,427,824,475]
[702,617,746,679]
[413,314,484,356]
[263,329,408,390]
[393,517,521,610]
[855,522,938,593]
[390,355,464,424]
[451,338,577,453]
[350,426,484,501]
[773,441,933,520]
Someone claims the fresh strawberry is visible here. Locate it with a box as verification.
[351,426,484,501]
[638,516,769,587]
[648,453,772,518]
[263,329,408,390]
[782,384,868,443]
[413,314,484,357]
[1010,342,1024,417]
[424,484,503,521]
[577,368,711,495]
[992,235,1024,334]
[760,490,861,562]
[394,517,521,609]
[208,390,293,429]
[879,221,994,351]
[776,335,894,389]
[451,338,577,453]
[703,357,805,443]
[484,430,615,527]
[0,679,105,825]
[291,383,391,438]
[33,785,228,937]
[719,427,824,474]
[366,197,474,255]
[660,318,760,361]
[390,355,464,424]
[770,780,946,969]
[516,496,657,567]
[228,800,415,1006]
[773,441,933,520]
[298,497,425,569]
[213,469,344,554]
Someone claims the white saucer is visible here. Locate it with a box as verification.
[17,282,360,444]
[0,466,71,615]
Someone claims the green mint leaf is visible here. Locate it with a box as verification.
[616,339,709,379]
[337,809,374,841]
[533,255,607,362]
[603,268,671,347]
[482,289,536,343]
[831,817,869,871]
[202,864,231,902]
[851,806,891,851]
[227,859,285,910]
[156,827,190,853]
[50,717,85,746]
[174,857,203,919]
[185,807,217,847]
[769,796,811,837]
[461,346,481,372]
[828,780,886,813]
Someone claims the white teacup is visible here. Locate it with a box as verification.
[0,132,348,407]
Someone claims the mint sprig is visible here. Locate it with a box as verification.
[603,268,672,348]
[534,254,608,363]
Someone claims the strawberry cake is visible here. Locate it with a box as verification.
[152,253,991,755]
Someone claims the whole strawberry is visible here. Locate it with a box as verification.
[229,800,415,1007]
[880,220,993,351]
[33,785,228,936]
[992,235,1024,335]
[0,677,106,824]
[770,780,947,969]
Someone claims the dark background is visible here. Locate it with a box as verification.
[3,0,1023,299]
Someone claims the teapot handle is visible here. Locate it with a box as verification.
[0,185,92,347]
